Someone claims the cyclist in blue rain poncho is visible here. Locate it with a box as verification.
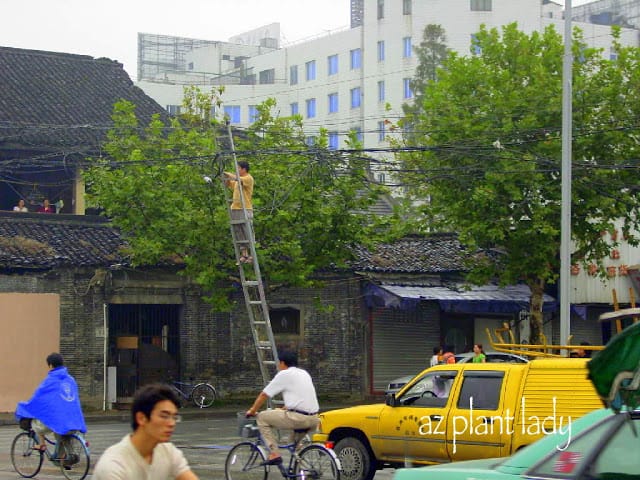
[15,353,86,450]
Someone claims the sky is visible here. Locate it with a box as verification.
[0,0,350,79]
[1,0,594,81]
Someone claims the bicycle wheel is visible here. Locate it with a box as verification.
[58,434,90,480]
[297,444,341,480]
[191,383,217,408]
[11,431,43,478]
[225,442,267,480]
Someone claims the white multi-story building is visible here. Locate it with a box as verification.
[137,0,639,185]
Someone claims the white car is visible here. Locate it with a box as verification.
[385,352,528,394]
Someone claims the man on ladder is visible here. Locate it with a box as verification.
[221,123,279,393]
[224,160,254,264]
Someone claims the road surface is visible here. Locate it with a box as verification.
[0,413,396,479]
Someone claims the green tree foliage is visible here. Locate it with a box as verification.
[398,23,640,343]
[84,90,392,308]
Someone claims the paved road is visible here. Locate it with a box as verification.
[0,413,395,480]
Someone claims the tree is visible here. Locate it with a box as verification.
[84,90,393,308]
[405,24,449,116]
[397,23,640,344]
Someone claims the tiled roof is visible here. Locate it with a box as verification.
[0,212,467,275]
[0,212,127,269]
[351,233,468,273]
[0,47,168,148]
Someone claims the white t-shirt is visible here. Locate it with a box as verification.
[93,434,190,480]
[430,355,440,367]
[263,367,319,414]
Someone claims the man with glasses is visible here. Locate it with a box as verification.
[93,383,198,479]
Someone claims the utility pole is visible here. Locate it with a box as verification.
[560,0,573,350]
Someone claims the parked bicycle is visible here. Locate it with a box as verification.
[226,415,341,480]
[11,418,90,480]
[170,379,217,408]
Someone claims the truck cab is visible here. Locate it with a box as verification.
[313,360,601,480]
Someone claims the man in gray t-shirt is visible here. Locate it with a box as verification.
[93,383,198,480]
[246,350,319,465]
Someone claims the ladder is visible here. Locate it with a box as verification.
[223,122,280,389]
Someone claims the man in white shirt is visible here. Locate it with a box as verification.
[246,350,319,465]
[93,383,198,480]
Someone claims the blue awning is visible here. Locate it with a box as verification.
[364,283,557,314]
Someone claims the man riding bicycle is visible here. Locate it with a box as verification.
[246,350,320,466]
[15,352,86,450]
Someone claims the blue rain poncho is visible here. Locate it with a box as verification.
[15,366,87,434]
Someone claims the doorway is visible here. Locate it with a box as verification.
[108,304,180,402]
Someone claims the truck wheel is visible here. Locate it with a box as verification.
[334,437,375,480]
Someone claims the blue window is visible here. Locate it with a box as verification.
[290,65,298,85]
[470,0,492,11]
[471,34,482,55]
[291,102,299,116]
[403,37,412,58]
[377,40,385,62]
[350,49,362,69]
[352,127,363,143]
[329,132,339,150]
[350,87,361,108]
[403,78,413,99]
[378,80,385,102]
[305,136,316,146]
[224,105,241,123]
[248,105,258,124]
[306,60,316,81]
[328,54,339,75]
[378,121,386,141]
[306,98,316,118]
[328,93,339,113]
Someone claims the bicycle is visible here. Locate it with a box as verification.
[225,415,341,480]
[170,379,217,408]
[10,418,90,480]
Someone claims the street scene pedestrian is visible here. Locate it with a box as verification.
[246,350,319,465]
[14,352,86,450]
[472,343,486,363]
[92,383,199,480]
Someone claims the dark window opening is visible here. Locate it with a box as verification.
[269,307,301,335]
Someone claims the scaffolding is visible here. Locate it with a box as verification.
[572,0,640,29]
[137,33,222,82]
[486,287,640,358]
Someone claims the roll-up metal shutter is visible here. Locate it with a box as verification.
[372,309,432,392]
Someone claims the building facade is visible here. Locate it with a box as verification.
[136,0,639,185]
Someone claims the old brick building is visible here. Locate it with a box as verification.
[0,46,169,214]
[0,211,370,410]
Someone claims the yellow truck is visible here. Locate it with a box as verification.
[313,359,602,480]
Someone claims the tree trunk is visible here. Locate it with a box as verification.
[529,281,545,346]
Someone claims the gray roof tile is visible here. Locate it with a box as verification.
[0,212,126,269]
[352,233,468,273]
[0,47,168,148]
